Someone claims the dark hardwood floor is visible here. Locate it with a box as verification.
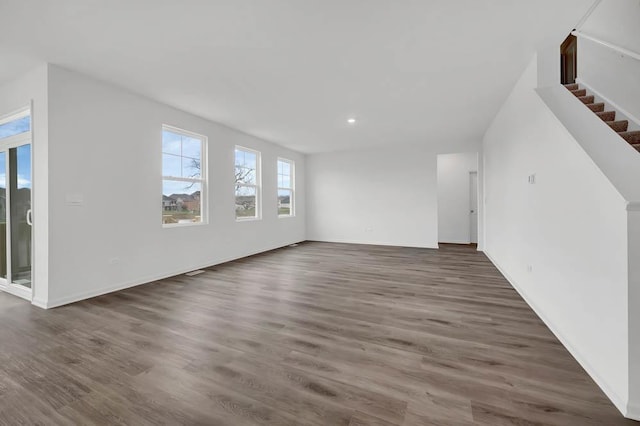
[0,242,635,425]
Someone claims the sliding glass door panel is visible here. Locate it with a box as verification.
[0,151,6,280]
[9,144,31,288]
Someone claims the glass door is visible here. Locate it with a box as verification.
[9,144,31,288]
[0,109,32,300]
[0,152,7,281]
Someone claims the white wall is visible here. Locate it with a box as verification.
[306,146,437,248]
[628,210,640,419]
[578,4,640,416]
[580,0,640,53]
[437,152,478,244]
[306,141,480,248]
[578,0,640,127]
[483,55,631,415]
[44,65,305,307]
[0,65,49,305]
[537,41,561,88]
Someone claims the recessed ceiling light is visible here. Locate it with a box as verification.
[347,118,356,124]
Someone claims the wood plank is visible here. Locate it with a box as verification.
[0,242,634,425]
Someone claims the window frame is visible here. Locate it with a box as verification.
[0,106,33,301]
[277,157,295,218]
[0,107,31,143]
[161,125,208,228]
[234,145,262,221]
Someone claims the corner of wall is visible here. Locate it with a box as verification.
[626,401,640,421]
[536,47,560,88]
[484,249,629,416]
[31,298,49,309]
[483,49,632,418]
[34,63,51,309]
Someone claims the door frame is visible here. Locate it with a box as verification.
[469,171,478,244]
[0,107,33,301]
[561,34,578,85]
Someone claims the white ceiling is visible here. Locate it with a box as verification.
[0,0,593,153]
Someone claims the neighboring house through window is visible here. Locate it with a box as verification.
[162,125,207,226]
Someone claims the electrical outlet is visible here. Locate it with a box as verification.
[109,257,120,265]
[527,264,533,273]
[65,193,84,206]
[365,227,373,233]
[528,174,536,184]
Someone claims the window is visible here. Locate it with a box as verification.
[277,158,294,217]
[162,126,206,226]
[0,111,30,140]
[235,147,260,220]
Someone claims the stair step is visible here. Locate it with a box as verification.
[619,131,640,144]
[564,83,579,91]
[596,111,616,121]
[587,103,605,112]
[607,120,629,132]
[578,95,595,104]
[571,89,587,97]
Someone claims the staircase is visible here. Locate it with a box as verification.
[564,83,640,151]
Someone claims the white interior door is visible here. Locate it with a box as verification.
[469,171,478,244]
[0,109,33,301]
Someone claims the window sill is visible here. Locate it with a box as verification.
[163,221,208,229]
[278,215,296,219]
[236,217,262,222]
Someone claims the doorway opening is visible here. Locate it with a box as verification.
[561,33,577,85]
[436,152,479,246]
[469,171,478,244]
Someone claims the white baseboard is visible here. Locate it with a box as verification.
[0,283,32,301]
[483,249,629,418]
[438,239,472,245]
[306,237,438,249]
[31,298,48,309]
[36,240,305,309]
[626,400,640,421]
